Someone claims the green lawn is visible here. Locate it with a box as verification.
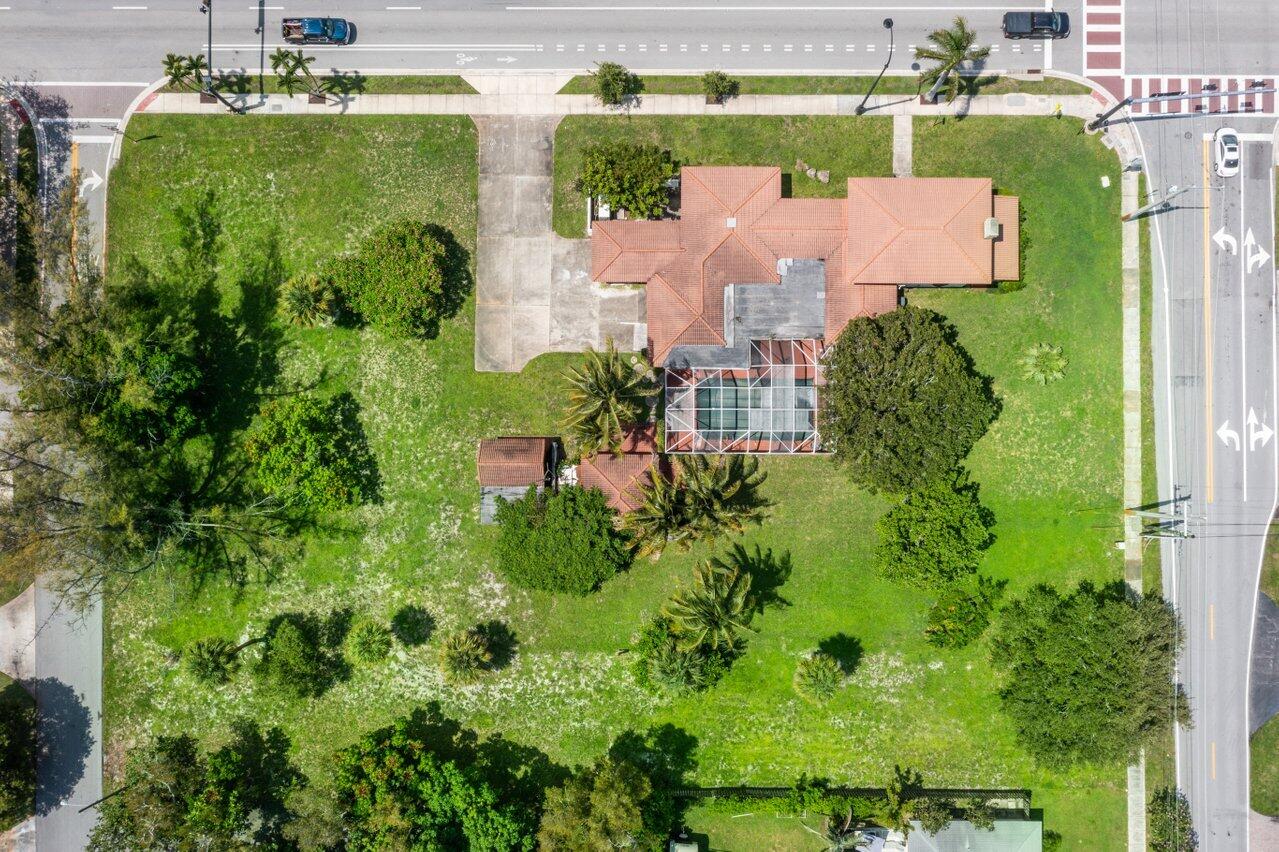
[164,74,477,95]
[106,114,1124,848]
[552,115,893,237]
[557,74,1092,97]
[1253,714,1279,816]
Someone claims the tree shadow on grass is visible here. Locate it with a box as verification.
[422,223,473,336]
[818,633,864,675]
[609,723,699,834]
[391,604,436,646]
[328,390,382,505]
[476,619,518,670]
[714,542,792,614]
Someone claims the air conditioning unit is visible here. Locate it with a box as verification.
[983,217,1001,239]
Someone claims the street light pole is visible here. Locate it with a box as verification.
[854,18,894,116]
[200,1,213,90]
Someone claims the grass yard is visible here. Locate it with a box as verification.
[105,113,1125,848]
[557,74,1092,97]
[165,74,477,95]
[1253,714,1279,816]
[552,115,893,237]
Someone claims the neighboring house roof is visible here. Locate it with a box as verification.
[476,437,553,487]
[589,167,1019,366]
[576,424,662,513]
[907,819,1042,852]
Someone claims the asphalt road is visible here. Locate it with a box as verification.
[1140,114,1278,851]
[1125,0,1279,77]
[0,0,1081,84]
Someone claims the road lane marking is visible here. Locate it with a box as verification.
[506,4,1026,9]
[111,5,148,8]
[386,5,422,8]
[70,135,115,144]
[1209,603,1215,639]
[1204,138,1215,503]
[1242,160,1249,500]
[1211,741,1217,779]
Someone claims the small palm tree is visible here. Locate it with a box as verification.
[346,619,394,664]
[270,48,307,96]
[624,469,688,558]
[1019,342,1068,385]
[439,628,492,683]
[186,54,209,90]
[678,454,769,544]
[183,635,264,684]
[562,339,657,456]
[162,53,194,91]
[794,652,844,703]
[279,273,339,326]
[663,560,756,652]
[916,17,991,103]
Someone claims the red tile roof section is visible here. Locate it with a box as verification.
[477,437,551,487]
[576,425,663,513]
[590,167,1019,363]
[992,195,1021,282]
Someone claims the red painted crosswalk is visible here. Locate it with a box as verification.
[1125,77,1277,116]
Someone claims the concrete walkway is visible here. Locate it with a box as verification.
[892,114,912,178]
[474,115,645,372]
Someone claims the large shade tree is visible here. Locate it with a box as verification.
[820,306,996,494]
[537,756,655,850]
[874,476,994,589]
[989,581,1190,767]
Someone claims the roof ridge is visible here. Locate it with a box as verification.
[941,180,993,277]
[652,271,699,316]
[845,182,905,282]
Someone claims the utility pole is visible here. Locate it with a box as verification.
[1121,185,1197,221]
[1127,485,1193,539]
[1087,96,1132,131]
[200,1,213,91]
[854,18,894,115]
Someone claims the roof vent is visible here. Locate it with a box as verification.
[726,217,737,229]
[983,217,1001,239]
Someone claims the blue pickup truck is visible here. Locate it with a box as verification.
[281,17,352,45]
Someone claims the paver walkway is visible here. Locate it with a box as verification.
[474,115,644,372]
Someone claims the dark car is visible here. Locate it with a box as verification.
[281,17,352,45]
[1002,10,1070,39]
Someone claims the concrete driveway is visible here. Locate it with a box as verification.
[473,115,645,372]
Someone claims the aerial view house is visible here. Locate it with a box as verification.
[590,167,1020,454]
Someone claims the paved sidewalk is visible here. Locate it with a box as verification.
[136,89,1105,120]
[474,116,644,372]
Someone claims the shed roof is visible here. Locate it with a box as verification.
[476,437,553,487]
[576,425,661,513]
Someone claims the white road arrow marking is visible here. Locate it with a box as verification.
[78,169,103,197]
[1217,420,1241,451]
[1213,225,1237,255]
[455,53,477,64]
[1245,227,1272,273]
[1248,407,1274,450]
[496,56,517,63]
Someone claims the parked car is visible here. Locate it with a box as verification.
[1002,10,1070,39]
[1214,127,1241,178]
[281,17,352,45]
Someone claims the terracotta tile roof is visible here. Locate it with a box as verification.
[576,425,662,513]
[590,167,1019,362]
[477,437,553,487]
[993,195,1021,282]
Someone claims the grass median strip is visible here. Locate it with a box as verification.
[557,73,1092,97]
[163,74,478,95]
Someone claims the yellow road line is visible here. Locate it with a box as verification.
[1209,603,1215,639]
[1204,139,1214,503]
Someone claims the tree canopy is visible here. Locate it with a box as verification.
[579,142,677,221]
[0,686,36,829]
[874,477,994,589]
[562,340,657,457]
[89,720,302,849]
[820,307,996,494]
[537,756,655,851]
[495,485,632,594]
[989,582,1189,767]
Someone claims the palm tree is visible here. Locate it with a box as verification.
[185,54,209,91]
[183,635,265,684]
[916,16,991,103]
[662,559,756,652]
[678,454,769,544]
[624,469,688,558]
[269,48,307,96]
[562,339,657,456]
[162,53,194,91]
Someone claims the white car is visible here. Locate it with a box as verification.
[1215,127,1240,178]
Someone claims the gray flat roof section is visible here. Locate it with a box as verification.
[665,259,827,371]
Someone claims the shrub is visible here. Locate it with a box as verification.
[990,582,1190,767]
[912,797,955,835]
[1019,342,1068,384]
[325,220,450,338]
[245,392,377,512]
[591,61,641,105]
[1148,787,1196,852]
[701,70,738,103]
[347,619,394,664]
[793,652,843,703]
[579,142,677,222]
[391,604,435,646]
[279,272,341,326]
[439,628,493,683]
[632,616,729,696]
[0,687,35,829]
[924,575,1005,649]
[495,485,632,595]
[820,307,996,493]
[254,615,339,699]
[183,637,239,684]
[875,477,994,589]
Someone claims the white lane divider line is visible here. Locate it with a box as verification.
[386,5,422,9]
[803,44,813,52]
[762,44,772,52]
[825,44,834,52]
[111,5,148,8]
[679,44,687,51]
[658,43,667,51]
[783,44,792,52]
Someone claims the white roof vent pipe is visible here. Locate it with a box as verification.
[983,217,1001,239]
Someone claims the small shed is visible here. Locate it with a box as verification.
[477,437,559,524]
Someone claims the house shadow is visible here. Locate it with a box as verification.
[29,677,93,816]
